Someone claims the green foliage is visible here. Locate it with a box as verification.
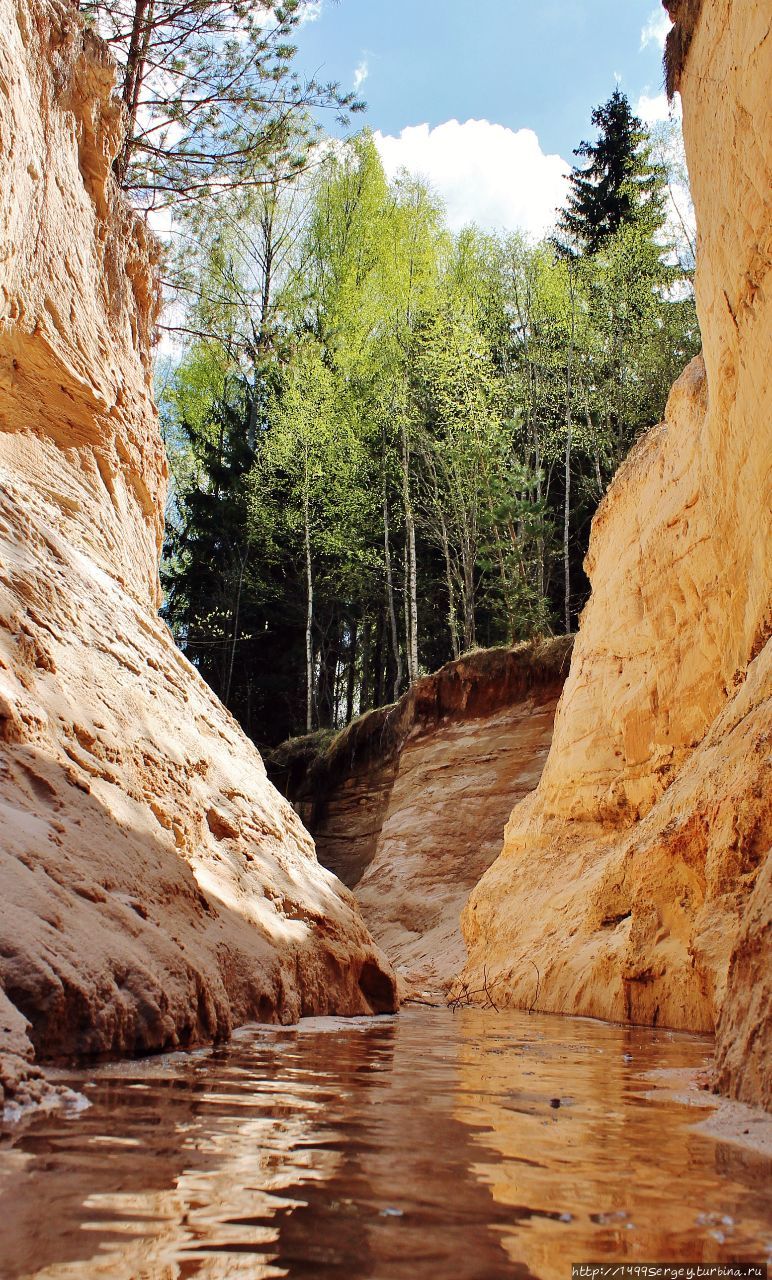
[161,372,255,705]
[161,102,701,746]
[557,88,667,255]
[83,0,363,209]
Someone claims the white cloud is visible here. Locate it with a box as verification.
[638,101,695,269]
[374,119,570,238]
[640,7,671,51]
[299,0,323,22]
[353,59,369,93]
[636,90,679,124]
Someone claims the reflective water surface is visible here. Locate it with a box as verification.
[1,1007,770,1279]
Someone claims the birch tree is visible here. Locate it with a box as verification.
[253,340,361,731]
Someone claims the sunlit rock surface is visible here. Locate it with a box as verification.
[459,0,771,1108]
[0,0,396,1109]
[272,640,572,996]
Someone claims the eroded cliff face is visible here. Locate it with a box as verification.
[273,640,572,996]
[459,0,771,1108]
[0,0,396,1110]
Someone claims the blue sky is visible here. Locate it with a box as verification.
[293,0,678,236]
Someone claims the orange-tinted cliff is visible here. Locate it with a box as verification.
[0,0,395,1112]
[457,0,771,1108]
[272,639,572,996]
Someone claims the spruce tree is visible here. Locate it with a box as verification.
[162,378,254,704]
[557,88,666,254]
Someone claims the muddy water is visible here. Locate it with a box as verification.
[1,1007,770,1279]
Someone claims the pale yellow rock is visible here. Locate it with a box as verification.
[0,0,395,1104]
[459,0,771,1107]
[274,640,571,998]
[354,651,568,996]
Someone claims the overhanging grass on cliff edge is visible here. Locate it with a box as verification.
[664,0,705,99]
[266,634,574,805]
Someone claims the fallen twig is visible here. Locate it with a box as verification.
[482,965,499,1012]
[528,959,540,1013]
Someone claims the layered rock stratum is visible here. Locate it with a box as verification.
[271,639,572,996]
[458,0,771,1109]
[0,0,396,1112]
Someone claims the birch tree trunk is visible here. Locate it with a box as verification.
[304,491,314,733]
[382,468,403,701]
[401,424,418,682]
[563,265,577,636]
[407,512,418,678]
[224,547,247,709]
[439,512,460,659]
[461,554,476,651]
[345,619,357,724]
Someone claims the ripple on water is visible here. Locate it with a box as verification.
[0,1007,770,1279]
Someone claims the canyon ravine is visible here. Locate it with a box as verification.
[0,0,769,1165]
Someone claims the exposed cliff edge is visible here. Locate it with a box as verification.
[0,0,396,1112]
[271,638,572,996]
[457,0,771,1109]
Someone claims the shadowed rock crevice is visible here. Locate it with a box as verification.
[664,0,705,99]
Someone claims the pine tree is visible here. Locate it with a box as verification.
[557,88,666,254]
[81,0,363,211]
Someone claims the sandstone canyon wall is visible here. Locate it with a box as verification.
[0,0,396,1110]
[272,639,572,996]
[458,0,771,1108]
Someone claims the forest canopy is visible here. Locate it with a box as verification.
[158,89,700,748]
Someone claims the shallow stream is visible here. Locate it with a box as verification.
[1,1007,770,1279]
